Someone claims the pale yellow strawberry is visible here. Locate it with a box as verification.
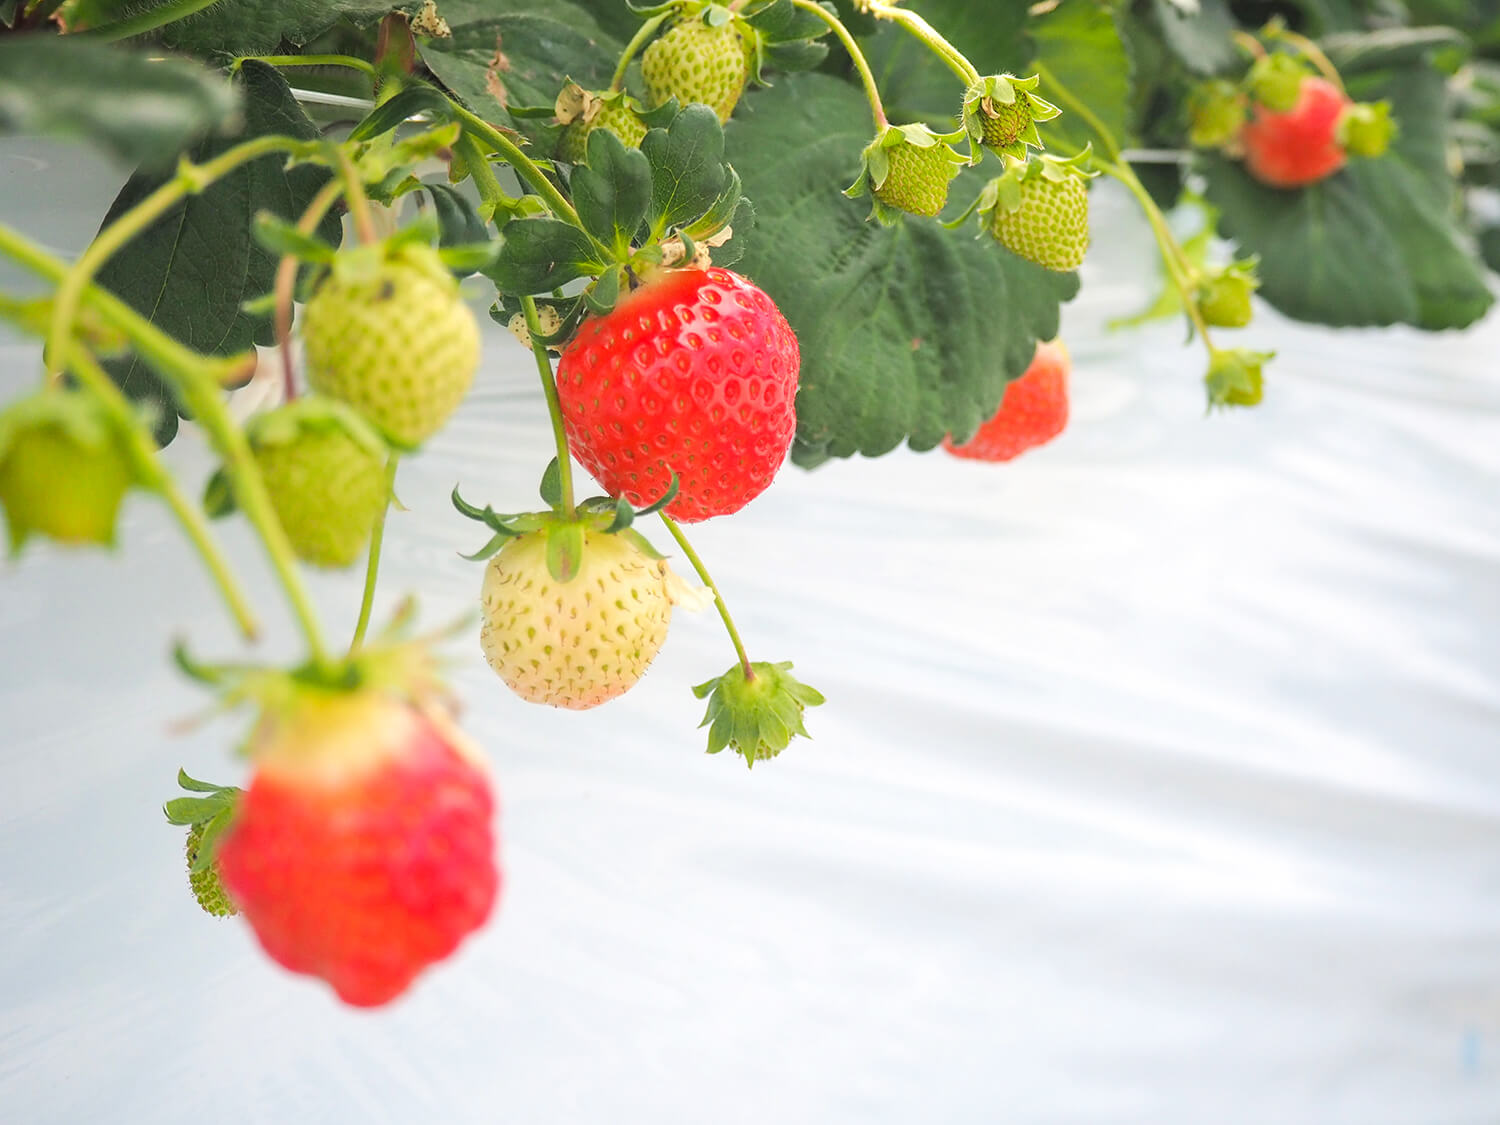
[480,527,676,709]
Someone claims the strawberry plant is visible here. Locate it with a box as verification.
[0,0,1494,1006]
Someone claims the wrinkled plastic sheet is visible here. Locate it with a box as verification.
[2,142,1499,1124]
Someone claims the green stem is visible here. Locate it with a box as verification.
[451,104,581,226]
[73,0,227,41]
[1231,29,1267,60]
[231,54,379,79]
[455,134,516,223]
[45,135,316,382]
[861,0,980,86]
[1098,158,1213,353]
[792,0,887,129]
[0,223,333,666]
[349,455,399,653]
[66,346,261,642]
[610,12,669,92]
[1033,62,1122,161]
[660,514,753,679]
[521,296,576,520]
[334,147,378,245]
[274,176,345,399]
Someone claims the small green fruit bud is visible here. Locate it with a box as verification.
[1248,53,1309,113]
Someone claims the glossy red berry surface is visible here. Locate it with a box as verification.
[943,340,1069,463]
[555,267,801,523]
[1240,77,1349,188]
[218,698,499,1007]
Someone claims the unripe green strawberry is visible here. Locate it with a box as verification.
[558,99,648,165]
[991,170,1090,272]
[1339,100,1395,158]
[961,74,1057,157]
[642,15,749,123]
[693,660,826,768]
[480,525,676,710]
[243,399,391,569]
[874,138,957,218]
[0,390,134,554]
[1196,262,1259,328]
[979,90,1035,149]
[186,821,238,918]
[302,243,480,448]
[1189,79,1248,149]
[1205,348,1274,408]
[1248,52,1309,114]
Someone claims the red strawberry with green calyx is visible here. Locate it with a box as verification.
[555,266,800,523]
[212,641,499,1008]
[642,6,750,124]
[1240,76,1349,188]
[302,240,480,448]
[944,339,1070,463]
[848,123,965,223]
[961,73,1058,158]
[0,389,136,555]
[962,148,1096,272]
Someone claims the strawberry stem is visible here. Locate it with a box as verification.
[521,296,576,520]
[334,146,379,245]
[0,224,335,669]
[65,344,261,642]
[44,135,318,386]
[610,11,669,93]
[70,0,228,41]
[660,514,754,680]
[274,176,344,401]
[451,104,583,229]
[349,454,400,653]
[858,0,981,87]
[229,54,379,80]
[793,0,888,130]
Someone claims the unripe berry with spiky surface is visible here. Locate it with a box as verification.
[217,690,498,1007]
[991,174,1090,272]
[302,244,480,448]
[875,140,957,218]
[481,526,675,710]
[642,16,749,123]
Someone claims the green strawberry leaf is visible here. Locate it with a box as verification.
[1149,0,1237,77]
[157,0,395,55]
[417,0,622,132]
[484,217,608,294]
[1030,0,1133,158]
[94,61,339,445]
[422,181,493,247]
[0,37,238,170]
[1204,53,1493,330]
[250,211,337,261]
[727,73,1076,465]
[1322,26,1469,72]
[642,105,731,239]
[573,128,654,259]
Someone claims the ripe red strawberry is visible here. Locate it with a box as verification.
[943,340,1069,462]
[1241,76,1349,188]
[555,267,800,523]
[217,691,498,1007]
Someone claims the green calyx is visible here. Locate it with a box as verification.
[1205,347,1275,409]
[1188,79,1248,149]
[164,769,241,918]
[1247,52,1309,113]
[692,660,826,768]
[451,458,678,581]
[960,73,1058,160]
[0,389,138,555]
[1339,100,1395,158]
[847,123,967,226]
[1196,258,1260,328]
